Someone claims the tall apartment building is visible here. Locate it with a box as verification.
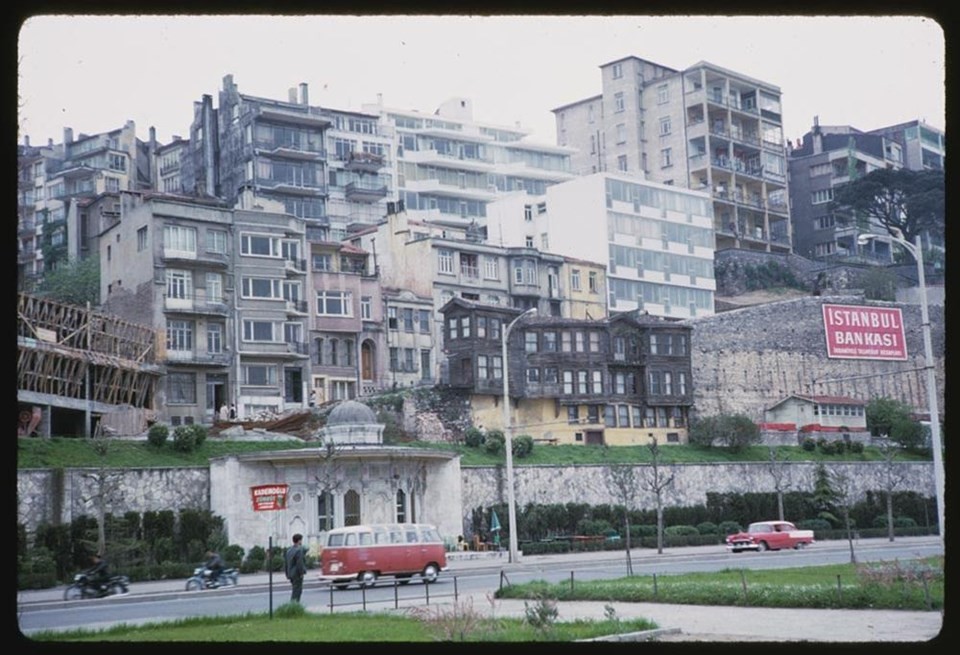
[553,57,790,255]
[99,191,236,426]
[360,96,577,230]
[17,121,152,290]
[487,173,715,320]
[352,205,608,382]
[189,75,393,243]
[441,300,694,446]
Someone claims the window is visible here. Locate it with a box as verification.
[388,307,398,330]
[567,406,580,424]
[241,233,280,257]
[650,334,659,354]
[420,349,432,380]
[614,92,625,113]
[587,406,600,424]
[166,320,194,351]
[588,271,598,293]
[811,189,834,204]
[418,309,431,333]
[438,249,454,274]
[207,323,223,354]
[525,236,534,248]
[317,491,334,531]
[657,84,669,104]
[108,153,126,171]
[163,225,196,253]
[477,355,488,379]
[648,371,661,395]
[483,257,499,280]
[575,331,585,352]
[206,229,227,254]
[525,332,538,353]
[663,371,673,395]
[659,116,672,136]
[612,62,623,79]
[460,253,479,279]
[571,269,582,291]
[104,176,119,192]
[312,253,332,271]
[447,317,458,341]
[244,365,277,386]
[166,270,192,299]
[316,291,352,316]
[577,370,588,394]
[591,370,603,394]
[489,318,501,340]
[137,226,148,251]
[616,123,626,144]
[660,148,673,168]
[524,205,533,221]
[167,373,196,404]
[206,273,223,303]
[243,320,276,342]
[402,308,414,332]
[460,316,471,338]
[605,405,616,427]
[561,331,572,352]
[544,367,558,383]
[542,331,557,352]
[242,277,282,299]
[361,296,372,320]
[562,371,574,394]
[617,154,628,172]
[526,367,540,383]
[589,331,600,352]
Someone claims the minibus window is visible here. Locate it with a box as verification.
[422,528,441,542]
[346,533,357,546]
[390,531,403,543]
[405,530,419,543]
[359,532,372,545]
[373,527,388,543]
[328,534,344,547]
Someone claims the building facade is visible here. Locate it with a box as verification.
[441,299,694,446]
[553,57,791,255]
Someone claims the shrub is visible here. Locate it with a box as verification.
[696,521,718,535]
[664,525,699,536]
[172,425,197,452]
[797,518,833,533]
[831,439,847,453]
[484,430,505,455]
[188,424,208,447]
[512,434,534,458]
[818,439,837,455]
[849,441,865,454]
[801,437,817,451]
[718,520,742,535]
[147,423,169,448]
[464,427,485,448]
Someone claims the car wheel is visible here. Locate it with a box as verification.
[794,542,806,550]
[757,541,768,552]
[421,564,439,584]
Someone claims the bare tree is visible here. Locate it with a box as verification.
[604,464,638,575]
[766,448,792,521]
[874,439,908,542]
[79,430,125,556]
[312,440,345,530]
[638,438,676,555]
[829,466,858,564]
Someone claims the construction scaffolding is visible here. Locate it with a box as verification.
[17,293,164,436]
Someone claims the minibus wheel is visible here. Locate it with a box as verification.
[360,571,377,587]
[422,564,439,584]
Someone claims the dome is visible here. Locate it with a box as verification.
[326,400,377,426]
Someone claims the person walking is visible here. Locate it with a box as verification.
[284,533,307,603]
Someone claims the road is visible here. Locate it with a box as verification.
[18,536,943,638]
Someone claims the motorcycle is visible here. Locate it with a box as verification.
[185,566,240,591]
[63,572,130,600]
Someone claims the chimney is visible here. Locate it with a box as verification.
[812,115,823,154]
[288,88,297,103]
[48,138,54,147]
[299,82,309,106]
[64,127,73,144]
[23,135,29,147]
[149,126,156,147]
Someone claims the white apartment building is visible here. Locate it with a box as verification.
[487,173,715,320]
[554,57,790,255]
[360,96,578,229]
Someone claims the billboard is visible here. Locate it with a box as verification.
[822,303,907,361]
[250,484,289,511]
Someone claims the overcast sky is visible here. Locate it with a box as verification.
[17,14,945,150]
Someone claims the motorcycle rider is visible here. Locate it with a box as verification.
[86,553,110,595]
[204,549,224,587]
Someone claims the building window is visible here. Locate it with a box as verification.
[592,370,603,394]
[571,269,582,291]
[617,154,628,172]
[567,406,579,424]
[207,323,223,354]
[663,371,673,395]
[361,296,371,320]
[344,490,361,527]
[241,277,282,299]
[395,489,407,524]
[657,84,669,104]
[525,331,538,353]
[418,309,431,333]
[316,291,352,316]
[811,189,834,204]
[241,233,280,257]
[244,365,277,386]
[402,308,414,332]
[312,253,332,271]
[614,92,625,113]
[678,371,687,395]
[206,229,227,254]
[438,249,454,274]
[526,367,540,383]
[562,370,574,394]
[524,205,533,221]
[648,371,661,395]
[542,331,557,352]
[544,367,558,384]
[616,123,626,144]
[587,405,600,423]
[525,236,534,248]
[166,269,192,299]
[460,253,479,279]
[660,148,673,168]
[483,257,499,280]
[605,405,617,427]
[561,331,572,352]
[167,373,196,404]
[588,271,598,293]
[387,307,398,330]
[163,225,196,253]
[136,226,148,251]
[589,331,600,352]
[477,355,488,379]
[243,320,276,342]
[447,317,458,341]
[460,316,471,338]
[166,319,193,351]
[612,62,623,79]
[318,491,334,531]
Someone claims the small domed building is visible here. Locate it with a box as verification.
[209,401,462,555]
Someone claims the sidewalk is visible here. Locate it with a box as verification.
[18,539,945,642]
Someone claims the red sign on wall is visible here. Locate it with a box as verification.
[822,303,908,361]
[250,484,289,512]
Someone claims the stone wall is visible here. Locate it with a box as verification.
[17,459,934,544]
[684,295,945,419]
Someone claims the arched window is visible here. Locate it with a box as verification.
[344,489,361,526]
[395,489,407,523]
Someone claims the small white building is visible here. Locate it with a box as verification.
[763,394,868,435]
[209,400,462,556]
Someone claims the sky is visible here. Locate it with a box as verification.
[17,14,945,150]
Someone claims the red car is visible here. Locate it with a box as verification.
[725,520,814,552]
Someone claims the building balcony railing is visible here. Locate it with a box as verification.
[256,176,327,196]
[161,248,230,268]
[255,139,326,161]
[766,200,789,215]
[286,341,310,356]
[163,292,230,315]
[284,258,307,275]
[285,299,309,315]
[165,350,232,366]
[344,181,388,202]
[344,151,386,172]
[237,341,309,358]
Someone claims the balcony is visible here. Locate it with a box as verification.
[344,180,388,203]
[238,340,309,358]
[256,105,331,129]
[161,248,230,268]
[344,151,386,173]
[257,176,327,197]
[255,139,326,161]
[165,350,232,367]
[284,258,307,275]
[285,299,309,316]
[163,292,230,316]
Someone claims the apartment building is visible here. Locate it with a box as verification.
[99,191,235,426]
[382,287,436,390]
[441,300,693,446]
[487,173,715,319]
[553,57,790,255]
[233,198,310,417]
[360,96,577,230]
[787,118,946,263]
[352,205,608,382]
[308,238,385,403]
[16,121,151,289]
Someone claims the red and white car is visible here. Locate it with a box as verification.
[725,520,814,553]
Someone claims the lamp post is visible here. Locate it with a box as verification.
[859,232,944,543]
[501,307,536,563]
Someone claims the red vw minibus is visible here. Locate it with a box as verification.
[318,523,448,589]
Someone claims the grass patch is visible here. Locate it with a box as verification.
[496,556,944,611]
[17,438,929,469]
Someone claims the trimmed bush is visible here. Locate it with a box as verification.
[801,437,817,451]
[696,521,719,535]
[849,441,865,454]
[664,525,699,536]
[172,425,197,452]
[189,424,208,447]
[719,520,743,536]
[513,434,535,458]
[464,427,485,448]
[147,423,169,448]
[484,430,505,455]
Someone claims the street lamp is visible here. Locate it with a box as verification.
[858,232,944,543]
[501,306,536,563]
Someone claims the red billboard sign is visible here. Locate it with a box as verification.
[822,303,907,361]
[250,484,289,512]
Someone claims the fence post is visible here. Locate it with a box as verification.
[394,579,399,609]
[836,574,842,604]
[454,576,459,602]
[653,573,658,599]
[362,584,367,612]
[569,571,574,594]
[740,569,748,602]
[425,577,430,605]
[328,584,334,614]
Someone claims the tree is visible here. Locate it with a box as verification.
[80,430,125,557]
[866,397,924,452]
[638,438,675,555]
[856,267,899,301]
[810,462,839,527]
[831,168,944,245]
[873,439,908,542]
[765,448,792,521]
[829,467,858,564]
[36,255,100,306]
[687,413,761,453]
[604,464,638,574]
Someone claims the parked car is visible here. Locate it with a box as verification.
[725,520,814,553]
